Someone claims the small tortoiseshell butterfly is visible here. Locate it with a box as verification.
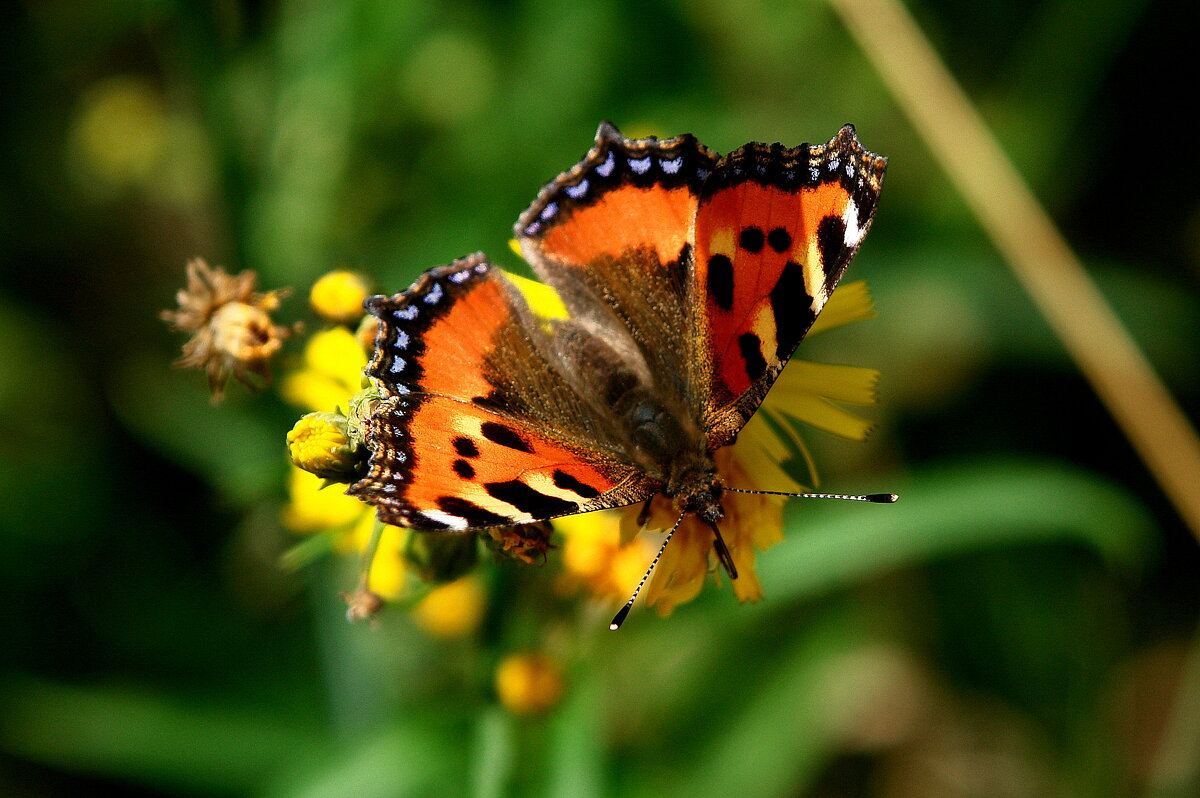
[348,123,890,625]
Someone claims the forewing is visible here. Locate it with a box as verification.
[515,122,720,400]
[691,125,886,445]
[348,254,654,530]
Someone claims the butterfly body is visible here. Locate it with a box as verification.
[348,123,885,568]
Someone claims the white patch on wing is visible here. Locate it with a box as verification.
[843,201,865,247]
[628,156,651,174]
[420,510,470,530]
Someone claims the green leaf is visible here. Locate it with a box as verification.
[760,458,1152,605]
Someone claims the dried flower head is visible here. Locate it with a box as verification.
[162,258,295,401]
[341,585,384,623]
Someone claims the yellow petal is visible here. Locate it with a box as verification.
[809,279,875,336]
[774,361,879,405]
[281,466,364,532]
[768,361,879,441]
[304,327,366,389]
[502,270,569,321]
[738,412,814,491]
[281,371,354,413]
[310,270,370,324]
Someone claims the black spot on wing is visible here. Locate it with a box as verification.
[480,421,534,453]
[707,254,735,312]
[452,459,475,479]
[767,227,792,253]
[453,437,480,458]
[739,226,765,253]
[770,261,816,360]
[436,496,513,528]
[486,480,578,518]
[738,333,768,383]
[553,469,602,499]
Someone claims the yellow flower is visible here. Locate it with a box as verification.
[347,517,410,601]
[281,327,366,412]
[282,465,365,532]
[495,652,565,716]
[310,270,371,324]
[585,280,882,617]
[556,512,657,604]
[277,308,419,603]
[412,575,485,638]
[286,411,361,481]
[161,259,295,402]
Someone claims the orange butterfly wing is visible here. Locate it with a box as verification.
[348,254,653,531]
[516,123,720,393]
[691,125,887,444]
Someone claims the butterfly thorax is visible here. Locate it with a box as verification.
[614,390,725,524]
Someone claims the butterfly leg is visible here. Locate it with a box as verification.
[704,519,739,580]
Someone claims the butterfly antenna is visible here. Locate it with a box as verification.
[705,520,738,580]
[725,487,899,503]
[609,511,686,631]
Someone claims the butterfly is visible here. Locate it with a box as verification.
[347,122,890,625]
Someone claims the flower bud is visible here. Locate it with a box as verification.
[286,411,362,482]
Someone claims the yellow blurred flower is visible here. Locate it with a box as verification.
[556,512,656,604]
[495,652,565,716]
[412,575,486,638]
[278,308,417,603]
[282,466,365,532]
[281,326,366,411]
[72,76,166,188]
[310,270,371,325]
[282,465,410,601]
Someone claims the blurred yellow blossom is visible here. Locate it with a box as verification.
[72,76,166,188]
[556,512,656,604]
[310,270,371,324]
[281,327,366,411]
[282,466,365,532]
[412,575,486,638]
[495,652,565,716]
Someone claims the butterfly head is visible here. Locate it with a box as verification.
[661,452,726,526]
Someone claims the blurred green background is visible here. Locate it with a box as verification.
[2,0,1198,796]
